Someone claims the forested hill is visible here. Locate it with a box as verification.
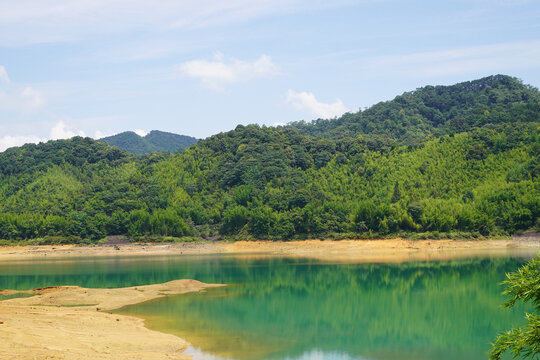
[0,75,538,243]
[287,75,540,145]
[0,137,131,176]
[99,130,198,154]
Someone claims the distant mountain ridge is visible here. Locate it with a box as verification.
[99,130,198,154]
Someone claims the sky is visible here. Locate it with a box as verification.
[0,0,539,151]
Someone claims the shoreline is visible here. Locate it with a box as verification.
[0,237,538,263]
[0,279,223,360]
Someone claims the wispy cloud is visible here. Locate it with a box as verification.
[0,0,358,45]
[0,67,46,113]
[0,66,10,84]
[19,87,46,111]
[286,90,349,119]
[178,53,279,90]
[371,40,540,77]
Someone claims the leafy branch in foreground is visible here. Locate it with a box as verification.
[489,255,540,359]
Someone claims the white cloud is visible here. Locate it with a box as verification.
[0,135,45,152]
[0,121,86,152]
[0,66,10,83]
[286,90,350,119]
[50,121,86,139]
[134,129,147,137]
[178,53,279,90]
[94,130,114,139]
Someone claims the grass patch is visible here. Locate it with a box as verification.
[59,303,98,307]
[36,303,98,307]
[0,236,92,246]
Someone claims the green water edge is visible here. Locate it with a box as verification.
[0,249,537,360]
[116,252,536,360]
[0,292,34,301]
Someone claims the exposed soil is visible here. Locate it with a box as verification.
[99,235,132,246]
[0,238,537,263]
[512,231,540,247]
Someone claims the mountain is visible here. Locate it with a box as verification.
[99,130,198,154]
[287,74,540,145]
[0,75,538,243]
[144,131,198,152]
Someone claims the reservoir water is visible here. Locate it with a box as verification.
[0,250,535,360]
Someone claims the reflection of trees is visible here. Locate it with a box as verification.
[0,256,531,360]
[119,257,530,360]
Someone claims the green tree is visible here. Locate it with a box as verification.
[489,255,540,360]
[221,205,248,234]
[391,182,401,203]
[248,206,275,237]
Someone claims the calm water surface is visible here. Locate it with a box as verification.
[0,250,535,360]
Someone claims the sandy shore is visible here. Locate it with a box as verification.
[222,238,539,262]
[0,280,222,360]
[0,237,538,263]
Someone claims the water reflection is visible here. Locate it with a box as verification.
[0,252,533,359]
[117,256,532,360]
[184,347,374,360]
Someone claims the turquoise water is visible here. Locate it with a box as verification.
[0,252,534,360]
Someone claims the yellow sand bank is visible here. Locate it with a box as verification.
[0,280,222,360]
[0,238,537,263]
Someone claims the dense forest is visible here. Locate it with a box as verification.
[100,130,198,154]
[0,75,538,243]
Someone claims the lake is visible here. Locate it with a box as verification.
[0,250,535,360]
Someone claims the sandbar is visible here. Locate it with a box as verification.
[0,279,222,360]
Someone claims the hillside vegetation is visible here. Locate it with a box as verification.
[289,75,539,144]
[100,130,198,154]
[0,75,538,243]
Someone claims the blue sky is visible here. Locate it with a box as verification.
[0,0,539,150]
